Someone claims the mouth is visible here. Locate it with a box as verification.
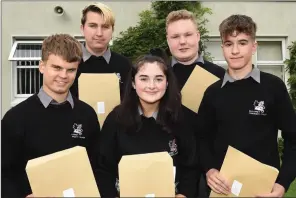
[179,48,189,52]
[55,81,67,85]
[230,57,243,60]
[93,39,105,43]
[145,91,158,95]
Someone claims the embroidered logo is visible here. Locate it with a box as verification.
[115,178,120,193]
[175,181,179,194]
[168,139,178,157]
[71,123,85,139]
[249,100,266,116]
[115,73,122,83]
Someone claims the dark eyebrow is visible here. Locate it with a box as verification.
[51,64,62,68]
[238,39,249,42]
[139,75,164,78]
[51,64,76,71]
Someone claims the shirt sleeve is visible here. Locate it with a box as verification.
[1,108,27,198]
[274,79,296,190]
[95,111,120,198]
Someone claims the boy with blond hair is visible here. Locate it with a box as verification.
[70,3,131,100]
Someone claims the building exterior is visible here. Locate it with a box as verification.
[2,1,296,117]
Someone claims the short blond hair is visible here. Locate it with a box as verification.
[166,9,198,31]
[81,3,115,29]
[41,34,82,63]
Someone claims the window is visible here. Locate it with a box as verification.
[8,41,43,97]
[204,37,286,81]
[8,37,112,103]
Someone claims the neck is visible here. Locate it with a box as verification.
[86,44,107,57]
[140,101,159,117]
[177,53,199,65]
[228,63,253,80]
[43,85,68,103]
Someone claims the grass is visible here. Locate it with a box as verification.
[285,179,296,197]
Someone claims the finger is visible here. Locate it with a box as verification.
[208,178,228,195]
[216,174,231,190]
[255,193,272,197]
[208,181,222,194]
[210,175,230,193]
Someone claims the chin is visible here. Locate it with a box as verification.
[54,88,69,94]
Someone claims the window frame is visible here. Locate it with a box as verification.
[205,36,287,82]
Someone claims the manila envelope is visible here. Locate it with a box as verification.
[119,152,175,197]
[210,146,279,197]
[181,65,219,112]
[26,146,100,197]
[78,73,120,125]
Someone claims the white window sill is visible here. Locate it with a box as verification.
[11,98,29,107]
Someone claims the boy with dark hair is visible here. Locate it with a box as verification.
[199,14,296,197]
[1,34,101,198]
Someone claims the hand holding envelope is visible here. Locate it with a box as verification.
[209,146,279,197]
[206,168,231,195]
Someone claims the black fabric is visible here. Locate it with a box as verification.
[172,59,225,197]
[1,94,100,198]
[198,72,296,191]
[96,106,199,198]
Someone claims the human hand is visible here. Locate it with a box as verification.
[255,183,285,198]
[206,168,231,195]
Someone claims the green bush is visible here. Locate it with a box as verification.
[284,41,296,110]
[111,1,212,62]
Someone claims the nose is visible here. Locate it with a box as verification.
[147,79,156,89]
[59,70,67,78]
[96,27,103,36]
[232,43,240,55]
[179,35,186,44]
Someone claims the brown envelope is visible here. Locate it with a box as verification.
[26,146,100,197]
[119,152,175,197]
[78,73,120,125]
[181,65,219,112]
[210,146,279,197]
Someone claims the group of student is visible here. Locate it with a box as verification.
[2,2,296,198]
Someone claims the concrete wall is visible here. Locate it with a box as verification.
[2,1,296,116]
[203,2,296,56]
[1,1,151,116]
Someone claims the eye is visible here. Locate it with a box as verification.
[53,66,62,70]
[239,42,248,46]
[139,78,148,82]
[68,69,76,72]
[155,78,163,82]
[88,24,97,28]
[102,24,110,29]
[224,42,232,47]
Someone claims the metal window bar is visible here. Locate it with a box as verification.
[10,43,43,96]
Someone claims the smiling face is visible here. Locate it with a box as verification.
[133,62,167,107]
[221,31,257,71]
[39,54,79,97]
[166,19,200,65]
